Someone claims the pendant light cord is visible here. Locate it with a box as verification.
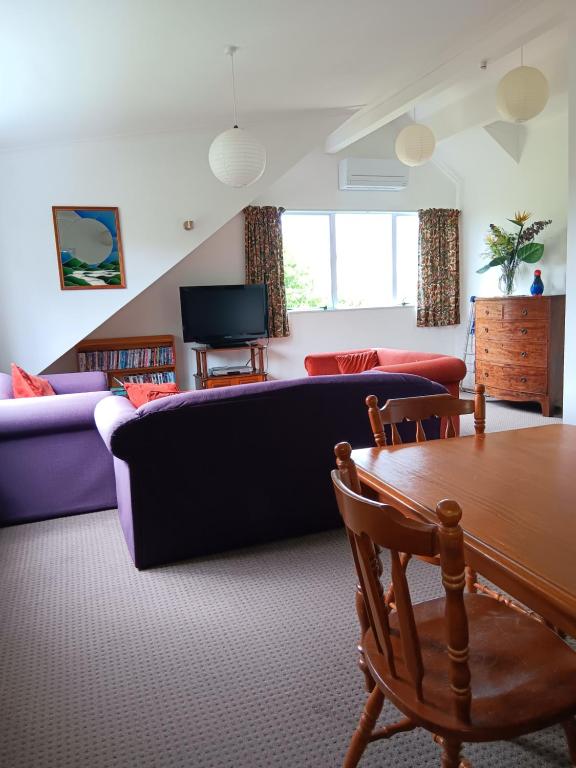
[229,49,239,128]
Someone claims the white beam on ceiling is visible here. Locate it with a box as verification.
[425,86,499,143]
[325,0,570,154]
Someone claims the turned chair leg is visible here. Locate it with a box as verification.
[465,566,477,594]
[344,686,384,768]
[441,739,464,768]
[562,718,576,765]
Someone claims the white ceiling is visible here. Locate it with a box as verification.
[0,0,545,148]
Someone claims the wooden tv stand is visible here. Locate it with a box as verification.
[193,343,267,389]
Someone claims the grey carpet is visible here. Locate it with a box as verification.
[459,395,562,436]
[0,400,570,768]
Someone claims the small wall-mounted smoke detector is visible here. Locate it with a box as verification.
[183,220,194,231]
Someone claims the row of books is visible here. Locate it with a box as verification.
[114,371,177,385]
[78,346,174,372]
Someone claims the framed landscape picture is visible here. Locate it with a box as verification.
[52,206,126,290]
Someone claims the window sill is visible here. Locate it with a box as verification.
[287,304,415,315]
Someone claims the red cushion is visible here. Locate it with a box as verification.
[11,363,56,398]
[146,387,182,403]
[124,382,179,408]
[334,350,379,374]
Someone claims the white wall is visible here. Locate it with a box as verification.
[47,112,569,389]
[60,215,246,389]
[0,110,345,374]
[255,123,460,379]
[438,111,568,306]
[436,111,568,391]
[71,123,458,385]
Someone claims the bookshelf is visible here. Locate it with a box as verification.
[76,335,177,391]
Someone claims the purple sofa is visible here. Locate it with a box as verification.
[0,371,117,525]
[94,373,447,569]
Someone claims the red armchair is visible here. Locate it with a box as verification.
[303,348,466,398]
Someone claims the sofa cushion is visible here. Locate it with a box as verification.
[124,382,179,408]
[11,363,55,398]
[335,350,379,374]
[43,371,109,395]
[146,388,182,403]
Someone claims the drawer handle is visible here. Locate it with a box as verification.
[522,308,528,317]
[520,351,527,358]
[484,348,489,353]
[484,327,489,333]
[520,376,528,383]
[484,372,489,378]
[520,327,528,335]
[485,309,490,315]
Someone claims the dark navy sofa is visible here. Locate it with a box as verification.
[95,373,446,569]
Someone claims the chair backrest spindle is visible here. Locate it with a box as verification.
[390,548,425,698]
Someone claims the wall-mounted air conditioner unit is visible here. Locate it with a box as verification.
[338,158,409,191]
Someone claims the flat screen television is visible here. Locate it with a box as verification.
[179,284,269,347]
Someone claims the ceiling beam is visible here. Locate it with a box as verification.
[426,86,498,142]
[325,0,570,154]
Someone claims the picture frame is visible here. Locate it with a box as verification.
[52,206,126,290]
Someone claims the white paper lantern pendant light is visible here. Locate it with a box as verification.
[496,48,549,123]
[395,122,436,167]
[209,46,267,187]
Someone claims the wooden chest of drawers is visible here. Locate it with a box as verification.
[475,295,565,416]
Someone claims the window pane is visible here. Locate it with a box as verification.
[396,214,419,305]
[334,213,393,308]
[282,214,332,309]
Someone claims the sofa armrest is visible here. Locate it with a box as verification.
[373,356,466,385]
[43,371,108,394]
[94,395,138,452]
[0,390,112,438]
[0,373,12,400]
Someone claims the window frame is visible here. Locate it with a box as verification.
[281,209,418,312]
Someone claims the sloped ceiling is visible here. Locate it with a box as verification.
[1,0,538,147]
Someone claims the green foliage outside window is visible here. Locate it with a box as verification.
[283,256,325,309]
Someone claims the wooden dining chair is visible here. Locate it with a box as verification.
[332,441,576,768]
[365,383,486,447]
[366,383,485,602]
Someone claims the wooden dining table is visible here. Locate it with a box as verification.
[351,424,576,637]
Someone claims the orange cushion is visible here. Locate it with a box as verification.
[11,363,56,398]
[334,350,379,374]
[124,382,179,408]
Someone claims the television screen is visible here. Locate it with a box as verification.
[179,284,269,347]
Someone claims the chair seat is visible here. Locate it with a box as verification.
[365,593,576,742]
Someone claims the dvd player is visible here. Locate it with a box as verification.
[209,365,253,376]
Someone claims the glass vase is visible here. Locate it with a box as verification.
[498,264,517,296]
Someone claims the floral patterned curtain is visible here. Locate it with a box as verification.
[417,208,461,327]
[243,206,290,338]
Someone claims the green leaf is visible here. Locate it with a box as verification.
[476,255,507,273]
[517,242,544,264]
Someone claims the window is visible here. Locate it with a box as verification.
[282,211,418,311]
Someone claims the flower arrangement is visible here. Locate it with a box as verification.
[477,211,551,295]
